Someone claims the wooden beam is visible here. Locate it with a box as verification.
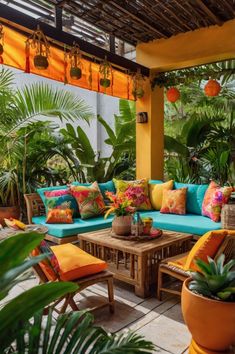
[0,3,149,76]
[194,0,223,25]
[55,5,63,31]
[109,35,115,54]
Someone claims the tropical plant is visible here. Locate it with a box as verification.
[0,67,93,207]
[189,254,235,302]
[60,99,136,182]
[0,232,155,353]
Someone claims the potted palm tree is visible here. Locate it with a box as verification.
[0,67,93,223]
[181,254,235,352]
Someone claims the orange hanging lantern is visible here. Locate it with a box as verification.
[132,68,145,100]
[204,79,221,97]
[166,87,180,103]
[0,24,4,64]
[69,42,82,80]
[26,25,50,70]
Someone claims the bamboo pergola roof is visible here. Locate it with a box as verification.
[1,0,234,47]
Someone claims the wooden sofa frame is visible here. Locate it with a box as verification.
[24,193,79,244]
[157,232,235,300]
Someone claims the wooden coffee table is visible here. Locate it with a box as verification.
[78,229,193,298]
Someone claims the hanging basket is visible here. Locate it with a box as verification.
[99,56,111,89]
[132,69,145,100]
[70,66,82,80]
[100,78,111,88]
[221,204,235,230]
[34,54,49,70]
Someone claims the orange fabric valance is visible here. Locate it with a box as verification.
[1,25,135,100]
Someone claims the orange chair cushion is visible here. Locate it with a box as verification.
[168,255,188,270]
[184,230,227,272]
[51,244,107,281]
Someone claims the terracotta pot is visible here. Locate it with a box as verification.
[0,206,20,226]
[70,67,82,80]
[34,55,49,70]
[112,215,132,236]
[181,278,235,352]
[100,78,110,88]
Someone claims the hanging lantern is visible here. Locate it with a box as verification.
[69,42,82,80]
[132,69,145,100]
[99,56,111,88]
[0,24,4,64]
[204,79,221,97]
[166,87,180,103]
[26,25,50,70]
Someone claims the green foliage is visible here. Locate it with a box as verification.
[189,254,235,302]
[0,232,155,353]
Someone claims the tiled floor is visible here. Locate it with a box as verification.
[1,273,191,354]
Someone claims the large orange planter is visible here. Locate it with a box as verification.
[181,278,235,352]
[0,206,20,226]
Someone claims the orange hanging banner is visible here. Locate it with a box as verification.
[1,24,135,100]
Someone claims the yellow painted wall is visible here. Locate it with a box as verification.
[137,19,235,71]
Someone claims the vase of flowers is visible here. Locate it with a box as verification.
[105,192,135,235]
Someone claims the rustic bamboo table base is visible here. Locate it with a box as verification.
[78,229,193,298]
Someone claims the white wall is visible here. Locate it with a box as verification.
[5,66,120,157]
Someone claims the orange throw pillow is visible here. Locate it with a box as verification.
[46,208,73,224]
[160,188,187,215]
[51,244,107,281]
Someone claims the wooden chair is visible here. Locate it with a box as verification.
[33,262,115,315]
[24,193,79,244]
[157,232,235,300]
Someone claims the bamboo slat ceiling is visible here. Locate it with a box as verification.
[1,0,235,46]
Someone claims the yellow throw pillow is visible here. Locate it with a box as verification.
[149,180,173,210]
[113,178,152,210]
[160,188,187,215]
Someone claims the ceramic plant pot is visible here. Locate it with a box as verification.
[70,67,82,80]
[34,55,49,70]
[0,205,20,226]
[100,78,110,88]
[112,215,132,236]
[181,278,235,352]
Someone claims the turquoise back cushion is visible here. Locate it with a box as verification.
[71,180,116,202]
[148,180,163,184]
[37,185,68,205]
[174,182,208,215]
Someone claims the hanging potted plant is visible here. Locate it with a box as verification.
[69,42,82,80]
[26,25,50,70]
[182,254,235,352]
[99,56,111,88]
[132,69,145,100]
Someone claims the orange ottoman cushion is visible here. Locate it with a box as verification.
[51,244,107,281]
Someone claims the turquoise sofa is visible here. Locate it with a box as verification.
[32,180,221,241]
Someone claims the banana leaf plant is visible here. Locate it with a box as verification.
[0,232,155,353]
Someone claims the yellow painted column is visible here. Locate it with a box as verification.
[136,76,164,180]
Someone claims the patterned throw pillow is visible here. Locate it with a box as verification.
[202,181,232,222]
[113,178,152,210]
[44,190,79,217]
[160,188,187,215]
[71,182,106,219]
[46,208,73,224]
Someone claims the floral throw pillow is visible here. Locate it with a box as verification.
[44,191,79,217]
[160,188,187,215]
[46,208,73,224]
[71,182,106,219]
[113,178,152,210]
[202,181,232,222]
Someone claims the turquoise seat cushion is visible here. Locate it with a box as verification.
[37,185,68,205]
[174,182,208,215]
[72,180,116,202]
[32,215,113,238]
[139,211,221,236]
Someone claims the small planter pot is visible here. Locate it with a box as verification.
[112,215,132,236]
[181,278,235,352]
[34,55,49,70]
[100,78,110,88]
[0,206,20,226]
[70,67,82,80]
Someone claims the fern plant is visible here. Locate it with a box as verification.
[189,254,235,301]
